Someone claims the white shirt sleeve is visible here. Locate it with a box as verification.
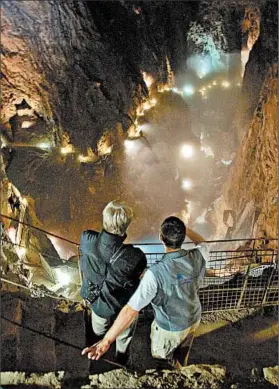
[127,269,158,312]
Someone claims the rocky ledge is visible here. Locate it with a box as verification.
[1,365,278,389]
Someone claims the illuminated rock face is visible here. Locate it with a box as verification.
[210,2,278,244]
[1,1,147,149]
[238,1,278,141]
[212,65,278,244]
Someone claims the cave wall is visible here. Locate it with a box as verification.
[1,0,143,149]
[1,0,253,150]
[210,1,278,243]
[211,63,278,243]
[0,1,199,150]
[238,0,278,141]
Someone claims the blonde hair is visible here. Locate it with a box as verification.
[102,200,133,236]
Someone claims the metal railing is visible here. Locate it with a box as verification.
[1,213,278,313]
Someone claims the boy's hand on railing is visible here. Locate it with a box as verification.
[82,338,111,360]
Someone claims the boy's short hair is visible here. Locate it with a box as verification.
[160,216,186,249]
[103,200,133,236]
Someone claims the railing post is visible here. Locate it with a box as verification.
[237,240,256,309]
[237,263,251,309]
[261,251,276,306]
[261,267,275,306]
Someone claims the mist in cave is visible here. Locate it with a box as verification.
[4,45,245,248]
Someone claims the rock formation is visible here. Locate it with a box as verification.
[210,1,278,244]
[1,0,277,253]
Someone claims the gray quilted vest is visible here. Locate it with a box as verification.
[149,249,206,331]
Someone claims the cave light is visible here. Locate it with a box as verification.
[7,227,16,244]
[221,159,232,166]
[18,247,26,256]
[183,85,195,96]
[221,81,230,88]
[194,56,212,79]
[196,58,211,79]
[21,121,34,129]
[124,139,137,152]
[78,154,87,163]
[17,108,34,117]
[105,145,113,154]
[212,80,217,86]
[137,124,149,134]
[157,83,171,92]
[181,144,194,159]
[1,136,7,148]
[61,144,74,155]
[142,72,154,88]
[55,268,71,287]
[150,98,157,106]
[37,142,50,150]
[181,179,193,191]
[142,101,152,111]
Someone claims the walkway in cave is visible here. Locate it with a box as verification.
[130,310,278,377]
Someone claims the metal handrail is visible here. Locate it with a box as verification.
[2,212,278,313]
[1,214,78,246]
[1,213,277,247]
